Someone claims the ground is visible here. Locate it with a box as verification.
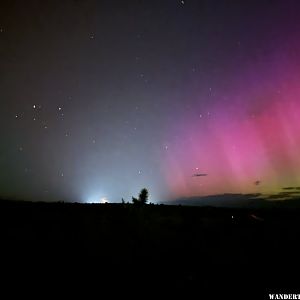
[0,200,299,298]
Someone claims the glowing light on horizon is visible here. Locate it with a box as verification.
[84,195,109,204]
[100,197,109,204]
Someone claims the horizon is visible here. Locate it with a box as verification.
[2,186,300,208]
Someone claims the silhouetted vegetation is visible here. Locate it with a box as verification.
[132,188,149,205]
[138,188,149,204]
[132,196,138,204]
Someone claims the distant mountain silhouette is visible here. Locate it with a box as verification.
[169,193,300,208]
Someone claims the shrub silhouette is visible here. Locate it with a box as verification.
[132,197,139,204]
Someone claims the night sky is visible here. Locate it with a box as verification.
[1,0,300,203]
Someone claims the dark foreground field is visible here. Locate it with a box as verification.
[0,200,299,298]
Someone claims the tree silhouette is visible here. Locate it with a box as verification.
[138,188,149,204]
[132,188,149,205]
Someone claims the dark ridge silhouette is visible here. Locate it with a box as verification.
[171,193,300,208]
[170,193,263,207]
